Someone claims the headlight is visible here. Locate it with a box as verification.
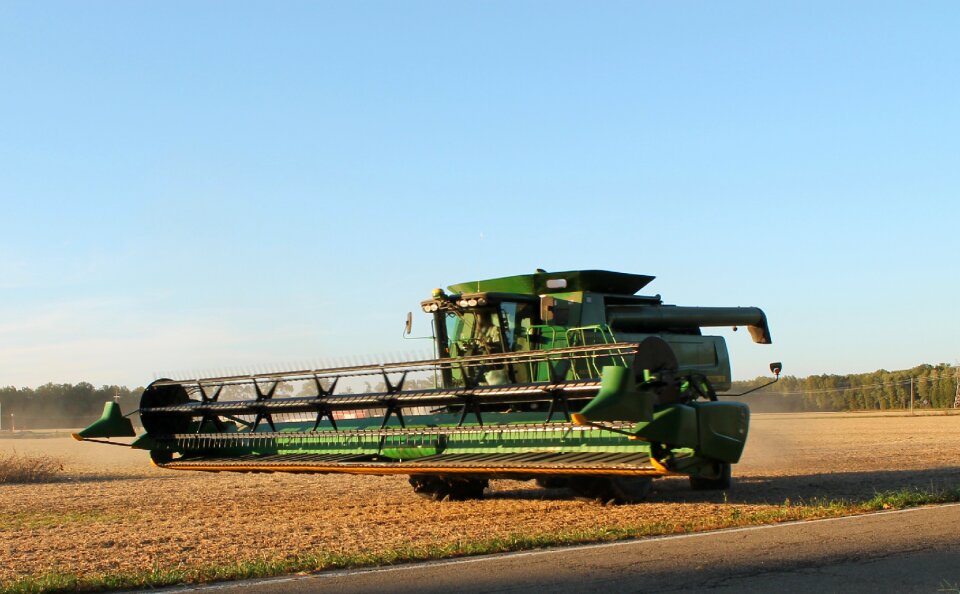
[467,298,478,307]
[429,303,439,312]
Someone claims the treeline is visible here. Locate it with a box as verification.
[726,363,959,413]
[0,383,143,430]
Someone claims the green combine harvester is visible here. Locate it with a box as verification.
[76,270,779,503]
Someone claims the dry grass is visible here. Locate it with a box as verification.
[0,453,63,484]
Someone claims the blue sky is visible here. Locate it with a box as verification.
[1,2,958,388]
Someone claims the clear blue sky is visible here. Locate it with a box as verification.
[1,2,958,388]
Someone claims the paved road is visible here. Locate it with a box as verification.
[167,504,960,594]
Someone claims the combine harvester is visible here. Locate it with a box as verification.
[76,270,780,503]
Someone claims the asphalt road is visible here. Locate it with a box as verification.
[165,503,960,594]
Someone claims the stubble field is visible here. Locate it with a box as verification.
[2,412,959,588]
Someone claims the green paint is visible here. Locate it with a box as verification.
[447,270,655,296]
[75,402,135,439]
[577,366,654,423]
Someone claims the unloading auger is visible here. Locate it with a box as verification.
[76,270,780,503]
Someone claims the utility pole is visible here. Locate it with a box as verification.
[954,367,960,409]
[910,377,915,415]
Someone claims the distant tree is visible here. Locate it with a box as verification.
[728,363,958,412]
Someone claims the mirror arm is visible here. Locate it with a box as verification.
[729,362,782,397]
[729,375,779,397]
[403,311,437,341]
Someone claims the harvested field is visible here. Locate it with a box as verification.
[2,412,960,587]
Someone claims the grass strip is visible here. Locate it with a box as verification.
[4,485,960,594]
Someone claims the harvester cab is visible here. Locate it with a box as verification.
[76,269,779,504]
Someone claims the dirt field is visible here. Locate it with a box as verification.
[2,412,959,585]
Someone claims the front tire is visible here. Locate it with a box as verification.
[535,477,569,489]
[569,476,652,504]
[409,475,488,501]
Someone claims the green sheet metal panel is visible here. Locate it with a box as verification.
[448,270,655,296]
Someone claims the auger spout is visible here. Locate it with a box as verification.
[606,306,772,344]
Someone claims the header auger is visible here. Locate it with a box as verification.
[76,269,779,503]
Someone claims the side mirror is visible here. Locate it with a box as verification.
[404,312,413,336]
[769,362,782,377]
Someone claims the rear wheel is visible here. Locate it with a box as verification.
[409,475,488,501]
[689,462,732,490]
